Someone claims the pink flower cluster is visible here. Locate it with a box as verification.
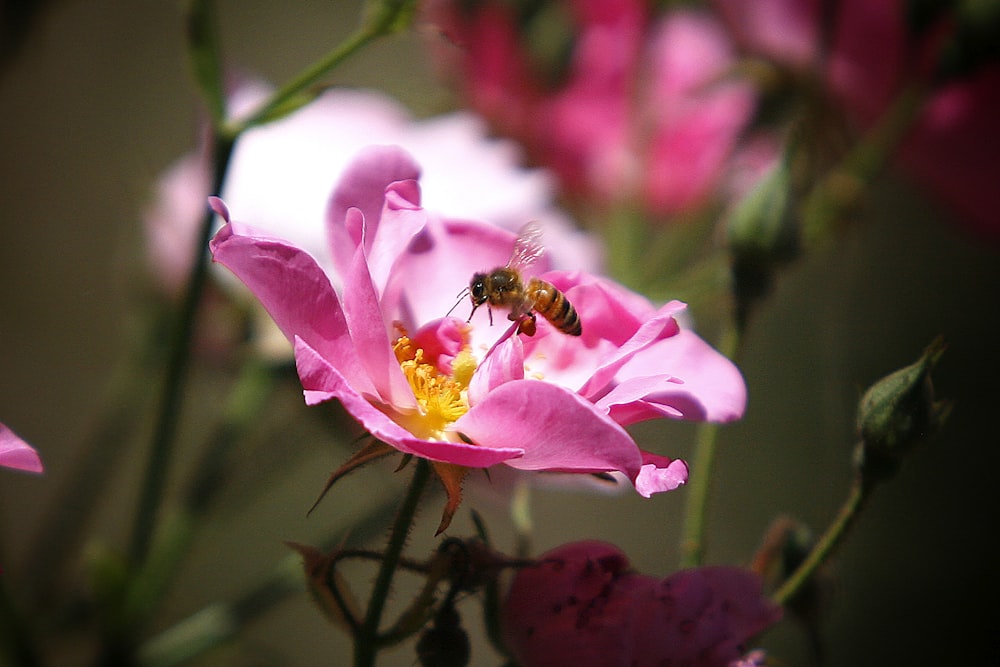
[502,541,781,667]
[210,146,746,495]
[426,0,755,216]
[716,0,1000,239]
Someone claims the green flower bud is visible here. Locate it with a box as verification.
[855,337,951,484]
[727,158,800,330]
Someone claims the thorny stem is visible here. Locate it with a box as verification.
[138,495,403,667]
[772,475,870,606]
[355,458,432,667]
[678,324,740,568]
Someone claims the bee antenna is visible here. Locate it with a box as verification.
[445,288,469,318]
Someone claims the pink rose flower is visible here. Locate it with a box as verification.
[0,421,43,474]
[426,1,755,216]
[210,146,746,510]
[715,0,1000,240]
[502,541,781,667]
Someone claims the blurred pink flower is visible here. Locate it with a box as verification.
[210,146,746,501]
[716,0,1000,239]
[144,86,598,296]
[502,541,781,667]
[0,421,43,474]
[426,1,755,216]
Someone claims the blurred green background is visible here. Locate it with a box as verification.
[1,1,999,665]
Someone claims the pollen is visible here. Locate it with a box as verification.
[392,329,475,439]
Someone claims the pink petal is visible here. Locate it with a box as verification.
[610,329,747,424]
[209,218,375,396]
[453,381,644,479]
[713,0,819,68]
[0,422,43,474]
[341,237,416,410]
[294,338,523,468]
[514,273,675,392]
[898,66,1000,241]
[411,318,470,376]
[629,566,783,664]
[365,180,427,303]
[576,298,685,399]
[502,541,636,667]
[326,145,423,279]
[635,452,688,497]
[468,332,525,406]
[641,10,755,213]
[503,542,781,667]
[593,374,688,421]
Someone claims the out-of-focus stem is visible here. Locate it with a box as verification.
[801,83,926,246]
[355,458,431,667]
[128,134,235,567]
[678,324,740,568]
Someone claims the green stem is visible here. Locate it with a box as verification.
[128,134,235,567]
[355,458,431,667]
[773,475,870,606]
[230,1,415,136]
[678,324,740,568]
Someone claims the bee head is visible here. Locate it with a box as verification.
[469,272,489,306]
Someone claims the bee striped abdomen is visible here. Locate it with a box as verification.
[527,278,582,336]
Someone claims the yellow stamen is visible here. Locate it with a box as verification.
[391,327,476,440]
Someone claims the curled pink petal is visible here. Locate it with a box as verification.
[0,422,43,474]
[326,145,423,278]
[411,318,470,376]
[635,451,688,497]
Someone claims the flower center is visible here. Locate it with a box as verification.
[392,329,475,440]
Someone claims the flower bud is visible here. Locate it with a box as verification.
[726,158,800,330]
[855,337,950,483]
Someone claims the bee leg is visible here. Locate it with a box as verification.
[517,313,537,336]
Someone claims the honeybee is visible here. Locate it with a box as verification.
[463,223,582,337]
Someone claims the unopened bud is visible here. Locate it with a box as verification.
[855,337,950,483]
[727,158,800,330]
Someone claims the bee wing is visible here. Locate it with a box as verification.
[507,221,546,272]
